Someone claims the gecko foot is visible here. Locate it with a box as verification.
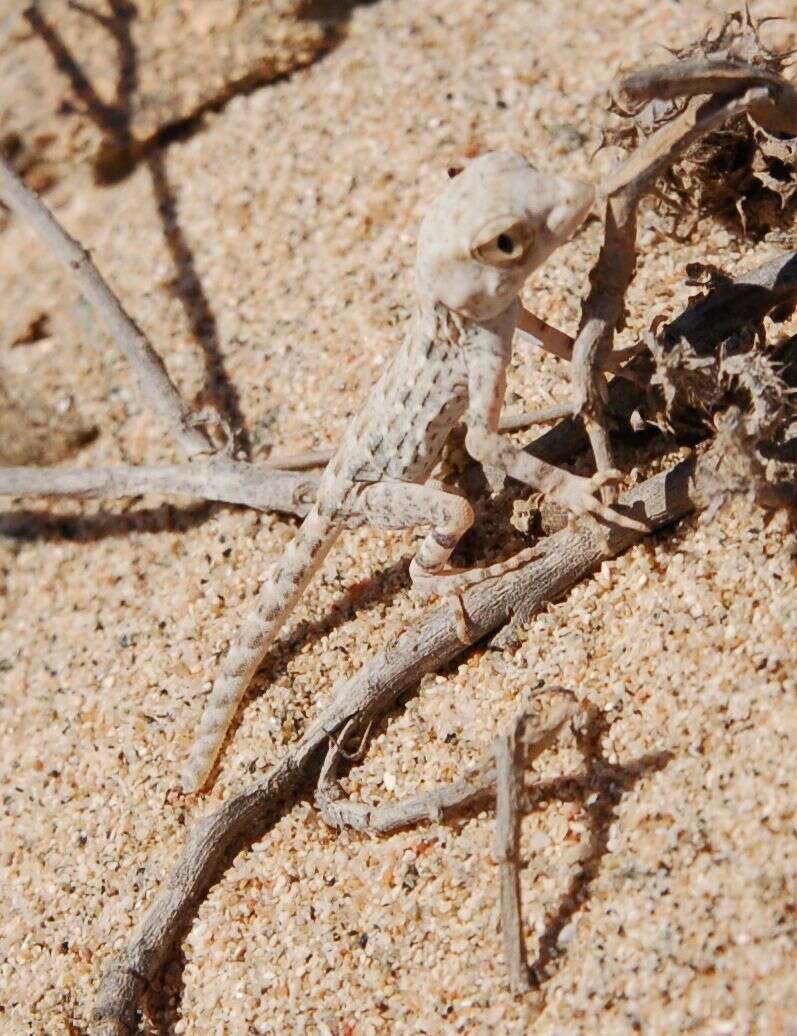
[409,545,542,604]
[448,592,475,644]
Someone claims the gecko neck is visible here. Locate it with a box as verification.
[415,293,520,343]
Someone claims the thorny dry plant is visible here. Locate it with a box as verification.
[645,257,797,443]
[606,6,797,236]
[0,10,796,1034]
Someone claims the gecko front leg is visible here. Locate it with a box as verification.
[461,317,648,533]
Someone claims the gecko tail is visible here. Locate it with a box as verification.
[181,505,339,792]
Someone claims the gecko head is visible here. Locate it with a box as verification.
[415,150,594,321]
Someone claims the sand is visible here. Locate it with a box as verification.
[0,1,795,1033]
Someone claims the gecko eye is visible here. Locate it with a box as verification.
[472,220,534,268]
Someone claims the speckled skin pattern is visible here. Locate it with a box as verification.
[181,151,625,792]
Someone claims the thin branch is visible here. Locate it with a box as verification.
[261,404,581,473]
[0,460,318,516]
[0,155,214,459]
[615,60,797,136]
[495,715,529,993]
[91,442,736,1033]
[497,404,574,431]
[318,759,495,832]
[516,307,640,381]
[0,402,579,513]
[260,448,337,471]
[616,60,787,105]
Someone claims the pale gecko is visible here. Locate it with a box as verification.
[181,150,645,792]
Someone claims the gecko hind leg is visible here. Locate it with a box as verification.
[351,479,540,642]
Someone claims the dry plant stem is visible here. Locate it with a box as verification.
[618,61,787,105]
[600,85,772,199]
[0,156,213,459]
[516,306,637,380]
[516,306,577,365]
[315,697,580,990]
[574,86,772,475]
[0,401,577,514]
[260,449,338,471]
[315,692,579,834]
[572,184,641,477]
[0,460,318,516]
[495,716,530,993]
[262,404,580,473]
[599,94,701,199]
[616,60,797,137]
[497,403,574,431]
[318,758,496,832]
[0,407,568,515]
[92,448,723,1033]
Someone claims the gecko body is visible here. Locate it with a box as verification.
[182,151,643,792]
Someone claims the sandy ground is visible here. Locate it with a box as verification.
[1,1,796,1033]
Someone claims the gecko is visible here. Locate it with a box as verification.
[181,150,645,792]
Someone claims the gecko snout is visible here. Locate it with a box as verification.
[544,177,595,241]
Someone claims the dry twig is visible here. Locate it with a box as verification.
[495,716,530,993]
[0,404,586,516]
[0,460,318,517]
[314,691,577,835]
[616,60,797,138]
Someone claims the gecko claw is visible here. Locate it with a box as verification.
[448,592,476,644]
[551,471,648,533]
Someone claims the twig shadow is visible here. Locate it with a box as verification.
[24,2,137,159]
[25,0,376,184]
[26,1,272,455]
[0,499,217,542]
[145,148,251,455]
[24,1,391,463]
[523,710,673,988]
[144,946,188,1036]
